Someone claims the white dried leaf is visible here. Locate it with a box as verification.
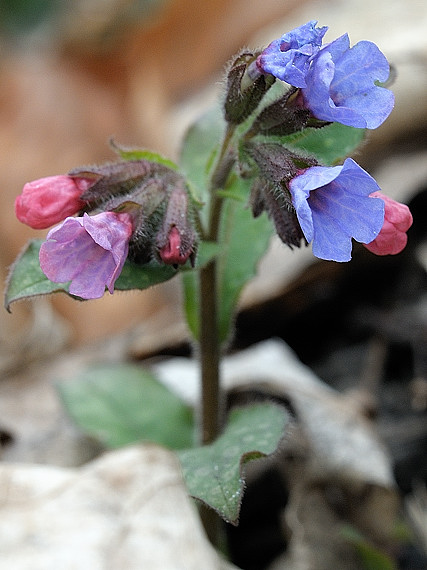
[0,445,237,570]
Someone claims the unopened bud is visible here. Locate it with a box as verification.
[250,90,311,136]
[156,183,197,267]
[15,175,94,229]
[364,192,413,255]
[224,51,275,125]
[159,225,192,266]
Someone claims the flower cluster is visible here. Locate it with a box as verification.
[13,21,412,303]
[255,20,394,130]
[247,147,412,261]
[15,161,198,299]
[226,21,411,261]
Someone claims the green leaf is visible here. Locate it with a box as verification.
[114,259,177,291]
[5,240,72,311]
[182,175,273,344]
[181,270,200,339]
[178,403,289,524]
[184,240,221,270]
[179,105,225,205]
[4,239,177,311]
[57,364,194,450]
[341,526,397,570]
[216,175,273,343]
[275,121,366,165]
[180,240,221,339]
[110,140,179,170]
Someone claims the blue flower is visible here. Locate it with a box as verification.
[256,20,328,87]
[289,158,385,261]
[301,34,394,129]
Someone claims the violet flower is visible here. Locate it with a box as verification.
[15,175,94,230]
[39,212,133,299]
[301,34,394,129]
[364,192,413,255]
[256,20,327,87]
[289,158,385,261]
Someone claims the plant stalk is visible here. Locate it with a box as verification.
[198,124,235,446]
[199,259,221,445]
[197,124,236,543]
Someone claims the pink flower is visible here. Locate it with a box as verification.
[15,175,93,229]
[364,192,413,255]
[39,212,133,299]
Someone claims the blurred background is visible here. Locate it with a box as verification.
[1,1,427,568]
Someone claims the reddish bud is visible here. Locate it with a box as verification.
[156,183,197,266]
[159,225,192,266]
[364,192,413,256]
[15,175,93,229]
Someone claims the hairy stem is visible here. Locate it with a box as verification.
[198,124,236,447]
[199,260,221,445]
[198,257,223,544]
[197,123,235,546]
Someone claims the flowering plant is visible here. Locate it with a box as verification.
[5,21,412,548]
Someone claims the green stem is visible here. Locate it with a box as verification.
[198,124,236,447]
[197,123,235,546]
[199,260,221,445]
[198,258,222,545]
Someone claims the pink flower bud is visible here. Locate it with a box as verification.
[15,175,93,229]
[159,225,192,266]
[39,211,133,299]
[156,183,197,266]
[364,192,413,256]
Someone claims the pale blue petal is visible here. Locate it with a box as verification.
[258,21,328,87]
[289,159,385,261]
[302,36,394,129]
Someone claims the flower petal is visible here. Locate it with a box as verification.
[257,20,328,87]
[39,212,133,299]
[290,158,385,261]
[15,175,88,229]
[364,192,413,255]
[302,35,394,129]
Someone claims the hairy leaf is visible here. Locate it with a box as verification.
[110,140,179,170]
[277,121,366,165]
[5,239,177,310]
[57,364,194,450]
[178,403,289,524]
[180,106,225,206]
[182,175,273,344]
